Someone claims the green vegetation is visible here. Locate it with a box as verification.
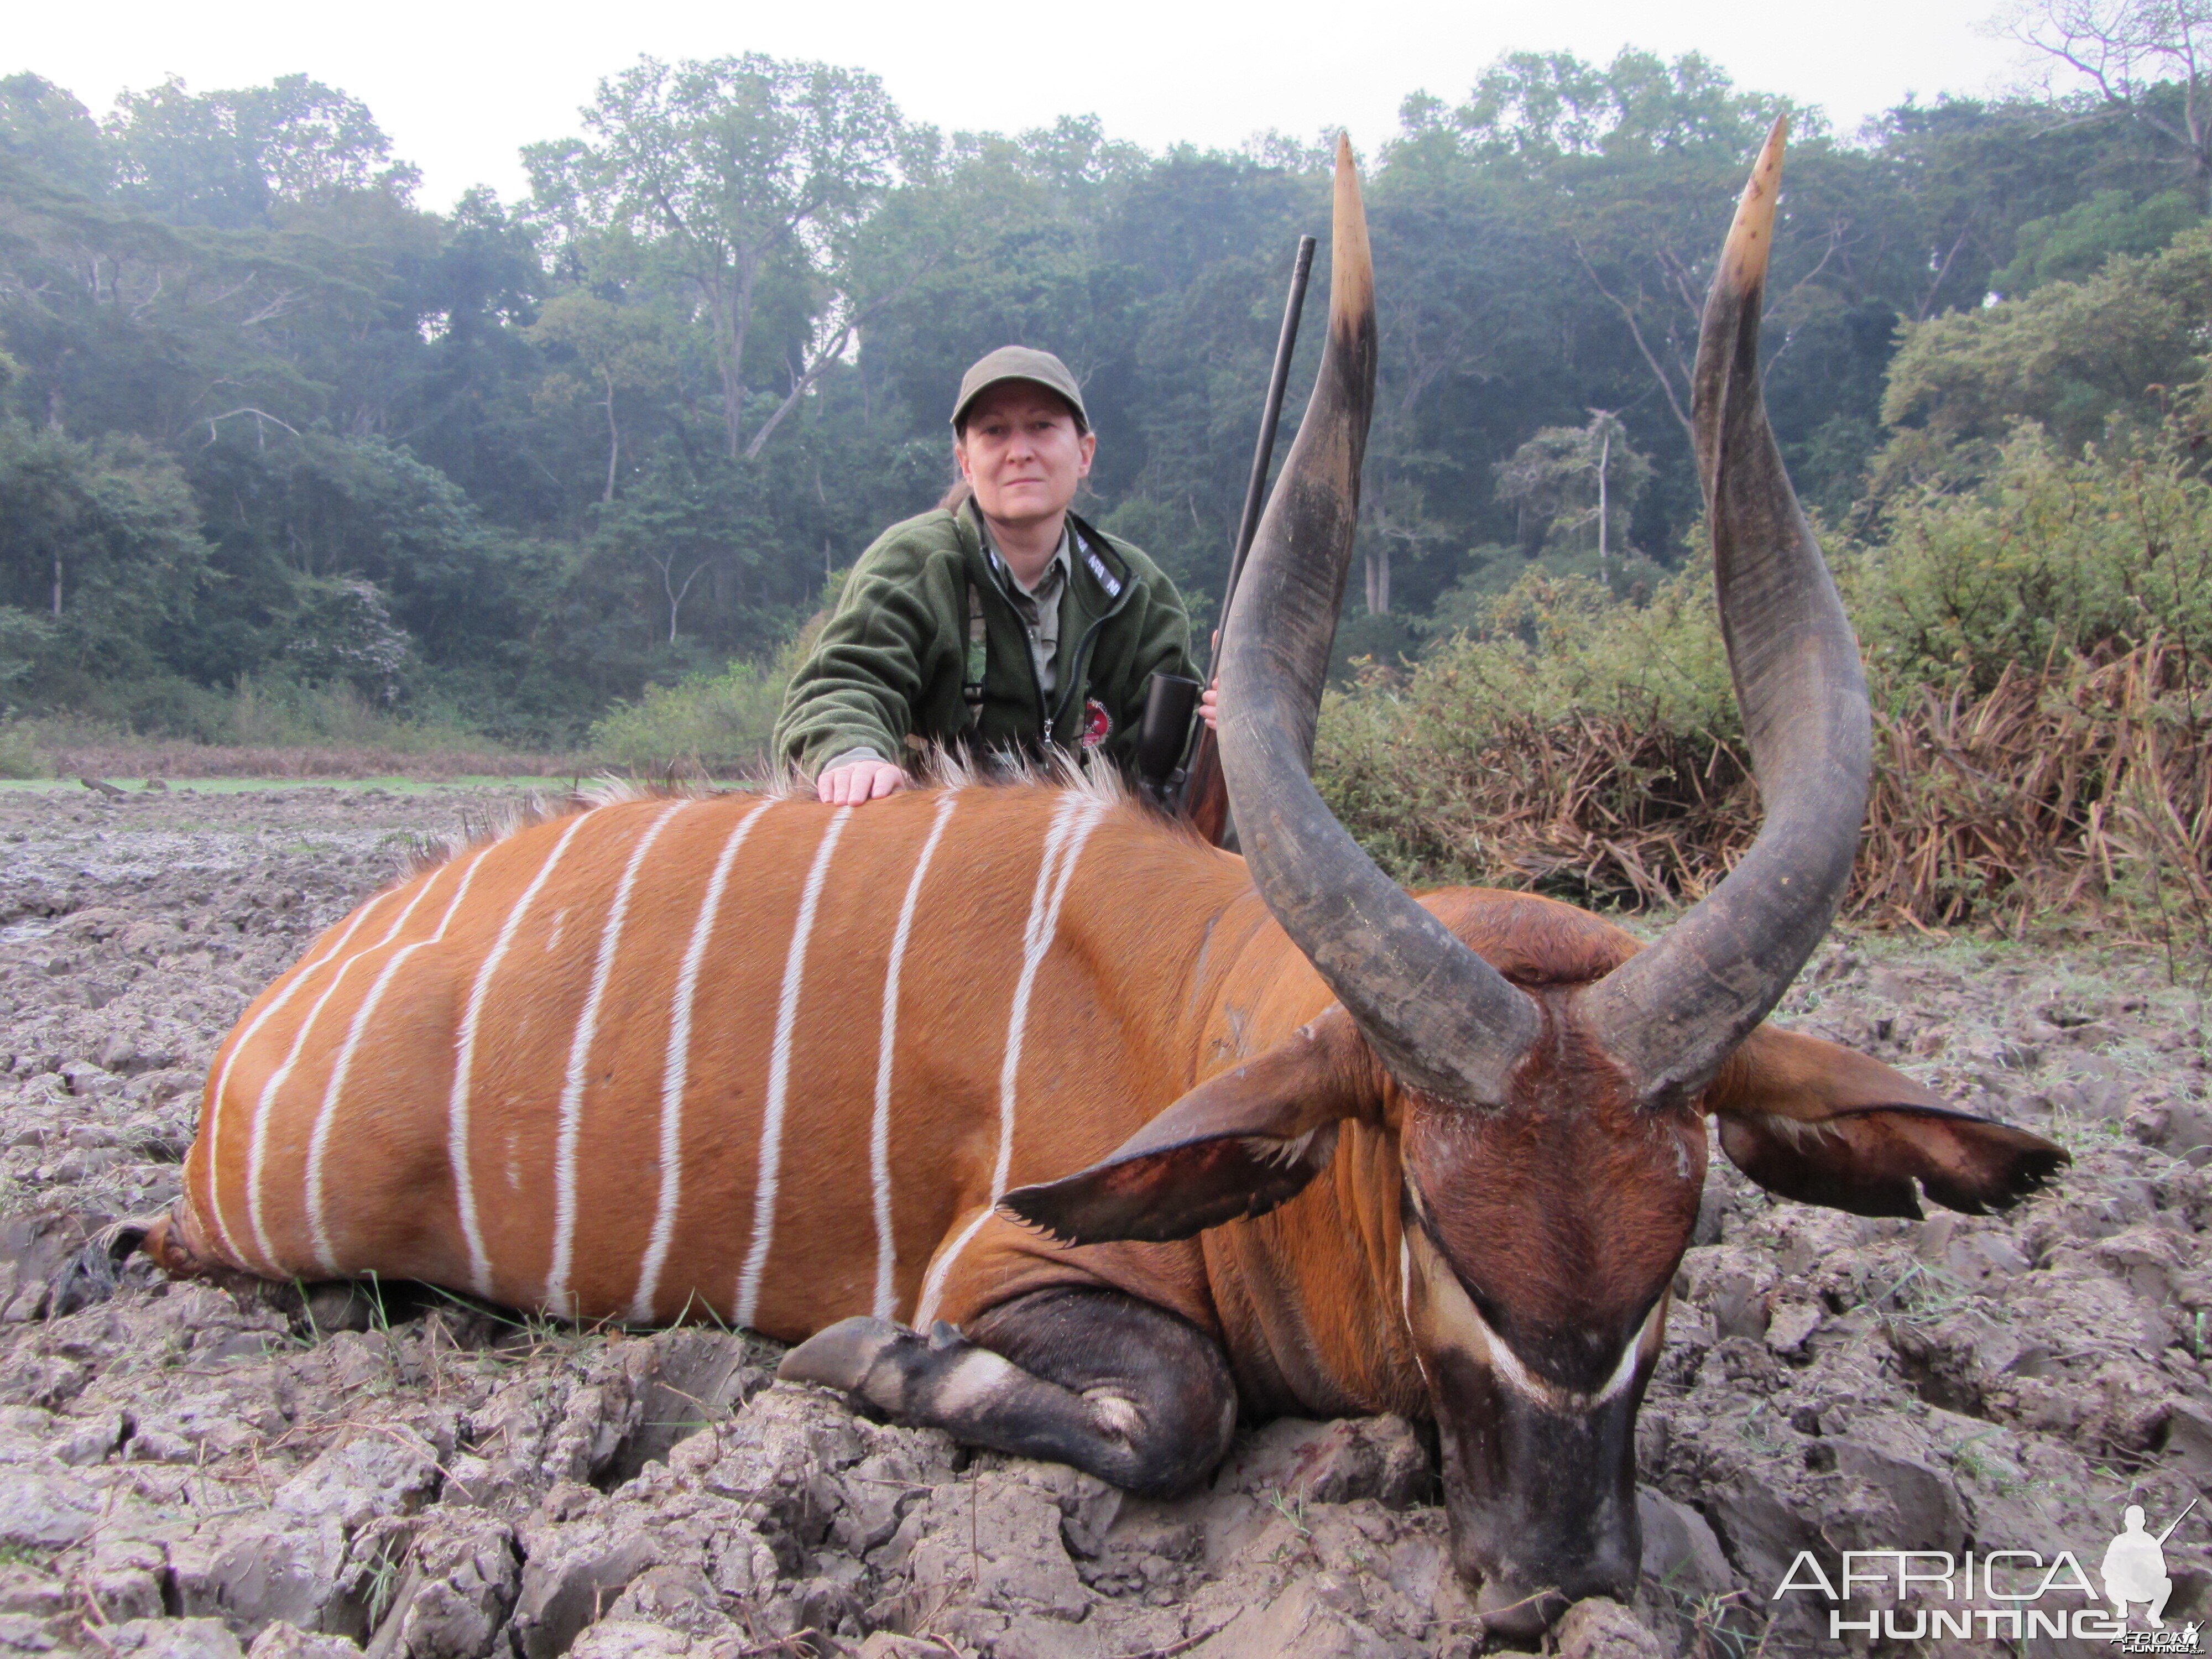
[3,43,2193,754]
[0,717,41,778]
[1319,423,2212,934]
[586,638,809,778]
[1876,223,2212,487]
[8,19,2212,936]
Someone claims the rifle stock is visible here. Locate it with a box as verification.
[1180,233,1317,847]
[1183,725,1231,844]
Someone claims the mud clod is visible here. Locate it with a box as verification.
[1553,1599,1666,1659]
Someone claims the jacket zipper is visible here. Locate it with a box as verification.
[1049,608,1121,744]
[976,517,1134,749]
[975,555,1055,743]
[1047,531,1135,744]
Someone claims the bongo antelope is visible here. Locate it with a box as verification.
[144,128,2065,1633]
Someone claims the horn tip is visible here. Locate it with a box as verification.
[1718,118,1789,295]
[1755,115,1789,187]
[1329,132,1373,326]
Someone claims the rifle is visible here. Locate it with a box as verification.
[2156,1497,2199,1546]
[1177,233,1318,847]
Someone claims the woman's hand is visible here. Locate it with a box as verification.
[1199,680,1220,731]
[817,760,907,804]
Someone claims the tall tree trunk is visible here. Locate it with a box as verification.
[1597,426,1611,585]
[711,261,761,461]
[655,556,709,645]
[602,376,620,505]
[2178,53,2212,211]
[713,306,745,460]
[51,549,62,619]
[1364,545,1390,615]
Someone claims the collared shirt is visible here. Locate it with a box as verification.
[823,523,1072,775]
[985,525,1072,700]
[785,502,1196,785]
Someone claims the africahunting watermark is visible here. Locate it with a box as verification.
[1770,1500,2201,1648]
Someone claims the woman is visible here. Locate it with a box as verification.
[775,346,1213,804]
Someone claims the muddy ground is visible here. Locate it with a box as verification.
[0,780,2208,1659]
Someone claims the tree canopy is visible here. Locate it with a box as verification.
[1,45,2206,744]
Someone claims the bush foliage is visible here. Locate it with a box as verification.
[585,620,827,778]
[1317,426,2212,937]
[585,657,791,779]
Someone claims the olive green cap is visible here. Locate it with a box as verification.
[951,345,1088,431]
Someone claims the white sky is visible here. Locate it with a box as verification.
[14,0,2043,209]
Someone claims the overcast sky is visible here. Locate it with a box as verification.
[14,0,2044,208]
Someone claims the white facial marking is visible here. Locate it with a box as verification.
[1406,1223,1666,1411]
[448,810,595,1299]
[303,843,493,1275]
[629,796,776,1326]
[544,802,688,1318]
[1473,1287,1662,1410]
[734,806,853,1328]
[915,792,1105,1327]
[872,791,961,1321]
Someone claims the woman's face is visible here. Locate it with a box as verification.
[957,382,1095,529]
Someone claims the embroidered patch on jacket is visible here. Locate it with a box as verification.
[1083,549,1123,598]
[1081,698,1113,751]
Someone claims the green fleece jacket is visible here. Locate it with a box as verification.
[775,503,1197,781]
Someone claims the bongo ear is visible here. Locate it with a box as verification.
[1001,1009,1379,1244]
[1707,1026,2068,1217]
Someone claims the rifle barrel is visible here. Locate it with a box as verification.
[2157,1496,2198,1545]
[1208,234,1317,681]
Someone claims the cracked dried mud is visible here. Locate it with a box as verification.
[1,782,2208,1658]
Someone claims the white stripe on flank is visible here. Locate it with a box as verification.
[734,806,853,1328]
[544,802,690,1316]
[915,791,1106,1327]
[871,791,961,1320]
[628,795,778,1325]
[302,844,494,1274]
[202,887,398,1264]
[448,810,596,1299]
[244,872,446,1273]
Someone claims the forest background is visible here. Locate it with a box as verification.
[9,19,2212,933]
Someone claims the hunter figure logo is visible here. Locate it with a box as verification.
[2106,1504,2181,1627]
[1770,1498,2202,1648]
[2103,1501,2200,1653]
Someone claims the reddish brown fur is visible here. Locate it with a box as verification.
[1405,1041,1704,1391]
[153,780,1976,1432]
